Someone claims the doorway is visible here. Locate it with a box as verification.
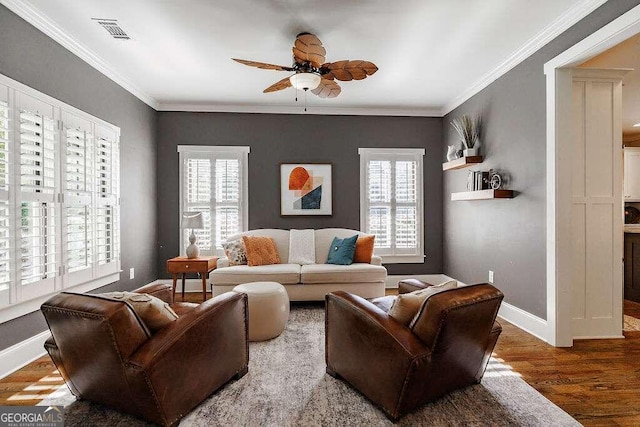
[545,4,640,346]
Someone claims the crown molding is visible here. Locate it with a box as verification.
[157,102,443,117]
[441,0,608,115]
[0,0,159,109]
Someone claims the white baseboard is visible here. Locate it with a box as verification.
[0,331,50,379]
[497,301,548,342]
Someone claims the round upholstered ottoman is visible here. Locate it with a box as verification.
[233,281,290,341]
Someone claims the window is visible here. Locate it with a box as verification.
[0,73,120,321]
[359,148,425,263]
[178,146,249,255]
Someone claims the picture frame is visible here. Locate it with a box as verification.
[280,163,332,216]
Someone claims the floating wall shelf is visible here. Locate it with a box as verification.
[451,189,514,201]
[442,156,483,171]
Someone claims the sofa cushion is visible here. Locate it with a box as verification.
[315,229,371,264]
[301,263,386,284]
[243,236,281,266]
[211,264,301,285]
[326,235,358,265]
[226,229,290,263]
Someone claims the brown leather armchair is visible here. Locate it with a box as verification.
[325,283,503,420]
[41,283,248,427]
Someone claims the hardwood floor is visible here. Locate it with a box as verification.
[2,293,640,426]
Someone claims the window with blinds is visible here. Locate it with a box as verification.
[359,148,425,263]
[0,73,121,317]
[178,146,249,255]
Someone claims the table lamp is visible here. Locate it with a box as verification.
[182,211,204,258]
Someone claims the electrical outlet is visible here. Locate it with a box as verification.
[129,268,135,280]
[489,270,494,283]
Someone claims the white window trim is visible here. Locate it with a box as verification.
[0,72,121,323]
[359,148,425,264]
[177,145,250,256]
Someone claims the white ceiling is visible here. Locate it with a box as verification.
[3,0,607,115]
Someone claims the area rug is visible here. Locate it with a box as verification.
[624,315,640,332]
[39,304,579,426]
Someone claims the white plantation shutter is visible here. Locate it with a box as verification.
[395,161,418,249]
[178,146,249,256]
[0,73,121,319]
[215,159,240,248]
[62,112,94,282]
[184,157,212,251]
[95,126,120,273]
[359,148,424,263]
[16,94,59,298]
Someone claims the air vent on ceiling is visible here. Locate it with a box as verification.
[92,18,130,40]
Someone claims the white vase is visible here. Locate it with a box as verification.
[446,145,458,161]
[463,147,479,157]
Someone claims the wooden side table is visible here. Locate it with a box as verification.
[167,256,218,302]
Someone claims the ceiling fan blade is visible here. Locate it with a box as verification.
[292,33,326,68]
[311,79,341,98]
[322,60,378,81]
[232,58,293,71]
[263,76,293,93]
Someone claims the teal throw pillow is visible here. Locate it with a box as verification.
[326,235,358,265]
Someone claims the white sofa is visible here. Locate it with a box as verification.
[211,228,387,301]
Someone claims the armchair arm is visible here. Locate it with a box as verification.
[370,255,382,266]
[325,291,430,418]
[216,257,230,268]
[133,282,174,304]
[125,291,248,426]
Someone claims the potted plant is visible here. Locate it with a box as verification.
[451,115,482,157]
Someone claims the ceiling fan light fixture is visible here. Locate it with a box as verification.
[290,73,321,91]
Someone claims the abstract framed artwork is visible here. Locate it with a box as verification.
[280,163,332,216]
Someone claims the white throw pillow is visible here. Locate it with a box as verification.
[388,280,458,326]
[288,229,316,265]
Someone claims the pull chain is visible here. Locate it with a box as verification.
[304,89,307,112]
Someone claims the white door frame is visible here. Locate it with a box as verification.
[544,4,640,346]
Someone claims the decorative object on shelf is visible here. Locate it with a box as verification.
[281,163,332,216]
[446,145,460,161]
[182,211,204,259]
[451,115,482,157]
[467,170,490,191]
[489,169,503,190]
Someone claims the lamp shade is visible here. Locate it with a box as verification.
[289,73,321,91]
[182,211,204,229]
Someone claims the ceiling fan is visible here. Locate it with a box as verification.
[232,32,378,99]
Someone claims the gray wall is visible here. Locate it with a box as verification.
[0,5,158,350]
[443,0,640,319]
[156,112,442,277]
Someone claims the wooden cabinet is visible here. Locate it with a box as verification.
[624,147,640,201]
[624,233,640,303]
